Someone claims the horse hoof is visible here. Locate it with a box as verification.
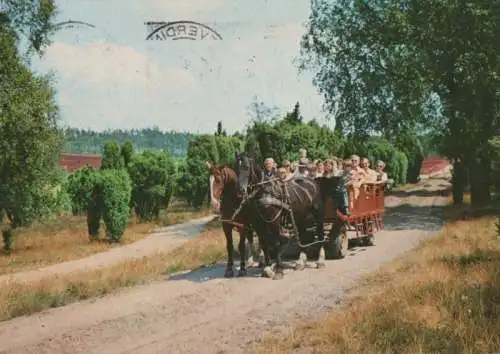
[224,269,234,278]
[316,261,326,269]
[272,272,284,280]
[262,266,275,278]
[295,262,306,271]
[238,269,247,277]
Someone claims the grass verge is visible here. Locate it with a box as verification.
[0,222,226,321]
[258,215,500,353]
[0,203,211,275]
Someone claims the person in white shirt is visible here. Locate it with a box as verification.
[375,160,388,182]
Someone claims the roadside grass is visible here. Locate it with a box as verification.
[0,223,226,321]
[258,214,500,353]
[0,201,211,275]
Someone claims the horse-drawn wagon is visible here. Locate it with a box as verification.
[316,177,386,260]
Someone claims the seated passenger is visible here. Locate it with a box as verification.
[332,158,341,176]
[350,154,366,183]
[323,159,334,177]
[315,160,324,177]
[282,160,293,180]
[375,160,388,183]
[360,157,378,183]
[336,159,354,215]
[262,157,276,180]
[293,157,310,177]
[309,163,318,178]
[277,167,287,180]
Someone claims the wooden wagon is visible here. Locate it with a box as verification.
[316,177,386,259]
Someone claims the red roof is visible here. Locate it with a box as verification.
[59,153,102,173]
[420,156,451,175]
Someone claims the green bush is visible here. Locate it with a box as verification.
[87,172,103,241]
[128,150,176,221]
[100,169,132,242]
[67,165,98,215]
[120,140,134,167]
[177,134,242,207]
[101,141,124,170]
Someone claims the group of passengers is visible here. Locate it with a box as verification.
[260,149,389,215]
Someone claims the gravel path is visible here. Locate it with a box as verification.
[0,215,215,286]
[0,179,450,354]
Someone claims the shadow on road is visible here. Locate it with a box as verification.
[383,204,447,232]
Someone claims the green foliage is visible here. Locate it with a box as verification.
[128,150,176,221]
[245,104,346,165]
[66,165,99,215]
[101,141,124,170]
[100,169,132,242]
[120,140,134,167]
[62,127,196,158]
[86,174,102,241]
[394,132,425,183]
[1,0,57,56]
[0,20,63,229]
[301,0,499,205]
[34,168,73,220]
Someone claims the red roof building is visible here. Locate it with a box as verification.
[59,153,102,173]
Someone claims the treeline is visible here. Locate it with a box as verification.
[62,127,197,157]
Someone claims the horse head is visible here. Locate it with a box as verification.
[205,161,222,212]
[234,152,261,197]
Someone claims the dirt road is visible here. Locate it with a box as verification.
[0,215,215,286]
[0,179,450,354]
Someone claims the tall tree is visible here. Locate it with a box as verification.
[0,20,63,228]
[0,0,58,57]
[301,0,500,205]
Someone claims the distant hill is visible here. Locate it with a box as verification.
[62,127,198,157]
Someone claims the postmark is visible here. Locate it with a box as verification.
[145,21,222,41]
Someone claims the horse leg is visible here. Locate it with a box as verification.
[312,207,326,269]
[261,228,276,279]
[295,221,308,271]
[244,228,258,268]
[223,223,235,278]
[257,233,266,268]
[238,228,249,277]
[272,225,285,280]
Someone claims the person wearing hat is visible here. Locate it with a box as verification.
[262,157,277,180]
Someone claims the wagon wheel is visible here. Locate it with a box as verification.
[327,223,348,260]
[335,225,349,258]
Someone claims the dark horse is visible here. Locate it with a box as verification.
[205,161,261,278]
[234,152,326,280]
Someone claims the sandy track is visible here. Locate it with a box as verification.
[0,215,215,286]
[0,180,450,354]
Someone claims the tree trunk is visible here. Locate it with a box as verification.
[451,159,465,205]
[469,157,492,207]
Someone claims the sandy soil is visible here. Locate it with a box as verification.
[0,179,450,354]
[0,215,215,286]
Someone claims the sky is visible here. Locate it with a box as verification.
[31,0,329,134]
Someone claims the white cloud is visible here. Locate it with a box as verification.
[38,41,196,90]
